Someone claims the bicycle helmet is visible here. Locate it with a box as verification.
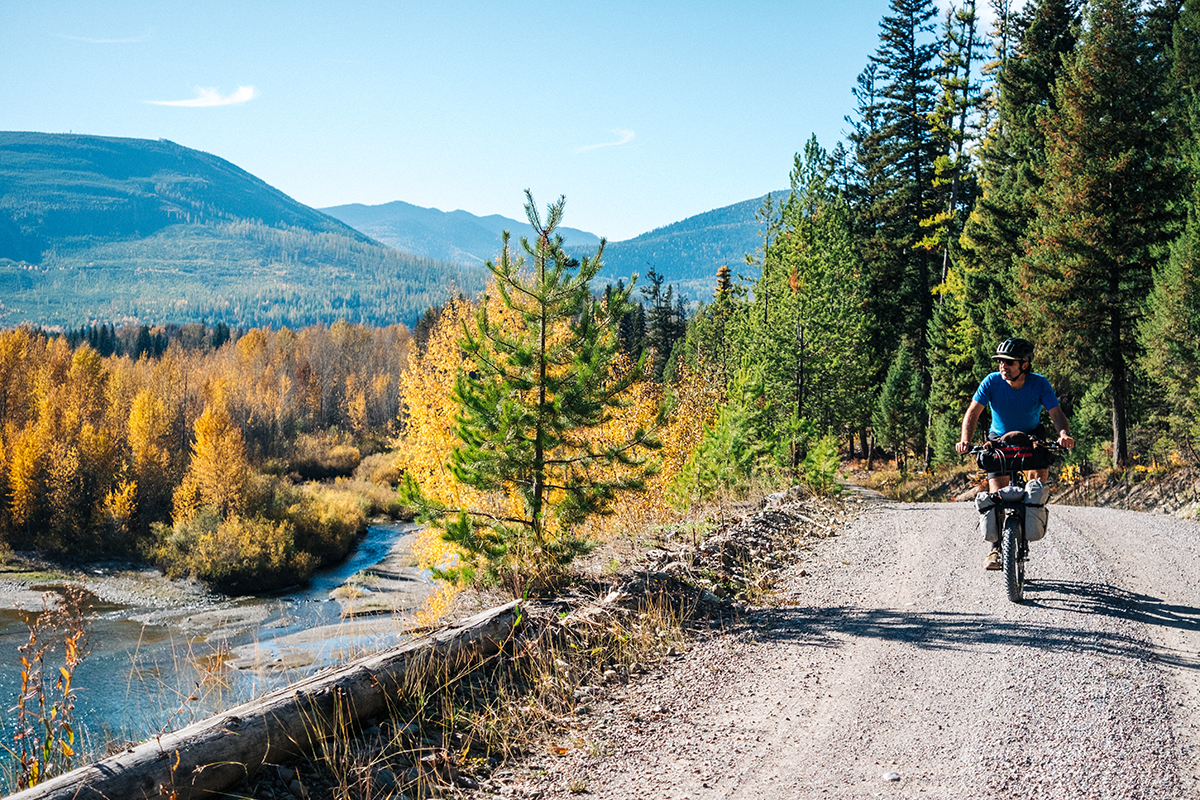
[992,337,1035,362]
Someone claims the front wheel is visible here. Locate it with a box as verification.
[1002,514,1024,603]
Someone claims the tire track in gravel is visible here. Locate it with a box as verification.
[548,499,1200,800]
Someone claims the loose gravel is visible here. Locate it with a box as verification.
[515,495,1200,799]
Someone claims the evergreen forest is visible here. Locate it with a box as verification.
[673,0,1200,480]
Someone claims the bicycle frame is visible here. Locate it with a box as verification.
[969,438,1066,603]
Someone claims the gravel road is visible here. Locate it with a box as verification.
[538,498,1200,799]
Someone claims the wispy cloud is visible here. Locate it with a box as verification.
[61,28,154,44]
[576,129,635,153]
[146,86,258,107]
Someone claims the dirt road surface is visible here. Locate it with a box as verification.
[540,499,1200,799]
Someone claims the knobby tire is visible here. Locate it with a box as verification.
[1002,515,1024,603]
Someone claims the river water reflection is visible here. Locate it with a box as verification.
[0,523,435,751]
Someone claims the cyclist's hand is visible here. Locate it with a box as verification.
[1057,431,1075,450]
[955,441,971,455]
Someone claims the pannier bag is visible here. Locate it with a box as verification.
[975,492,999,542]
[1024,478,1049,542]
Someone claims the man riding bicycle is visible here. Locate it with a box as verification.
[954,338,1074,569]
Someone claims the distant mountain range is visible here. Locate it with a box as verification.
[0,131,782,330]
[0,132,481,329]
[321,200,602,266]
[323,193,785,304]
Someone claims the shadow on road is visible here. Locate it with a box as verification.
[750,589,1200,670]
[1024,578,1200,633]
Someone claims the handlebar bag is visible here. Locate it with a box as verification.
[974,442,1052,472]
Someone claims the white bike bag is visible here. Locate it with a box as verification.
[1024,478,1049,542]
[975,491,999,543]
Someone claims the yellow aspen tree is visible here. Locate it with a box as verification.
[0,328,37,435]
[344,373,367,436]
[394,295,500,574]
[46,443,85,550]
[394,295,478,508]
[6,429,44,538]
[101,479,138,546]
[128,388,175,534]
[174,383,252,523]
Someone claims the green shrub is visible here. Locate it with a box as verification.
[802,433,843,496]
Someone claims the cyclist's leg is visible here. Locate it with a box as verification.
[984,467,1009,568]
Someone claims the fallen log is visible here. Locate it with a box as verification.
[8,600,522,800]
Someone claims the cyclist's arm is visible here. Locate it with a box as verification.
[956,400,987,454]
[1048,406,1074,449]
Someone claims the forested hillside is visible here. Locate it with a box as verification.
[586,193,788,302]
[0,133,481,328]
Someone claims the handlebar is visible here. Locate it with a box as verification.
[965,437,1070,456]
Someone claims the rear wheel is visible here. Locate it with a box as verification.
[1002,515,1024,603]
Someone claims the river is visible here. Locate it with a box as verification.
[0,522,436,756]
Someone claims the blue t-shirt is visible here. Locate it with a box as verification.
[972,372,1060,436]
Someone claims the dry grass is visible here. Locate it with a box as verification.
[237,494,840,799]
[236,590,695,799]
[850,460,977,502]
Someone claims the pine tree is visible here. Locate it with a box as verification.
[925,268,983,465]
[1141,0,1200,453]
[1023,0,1179,468]
[959,0,1080,355]
[674,264,741,386]
[667,366,782,507]
[733,138,873,470]
[920,0,987,289]
[403,192,660,588]
[640,270,687,382]
[858,0,943,361]
[872,339,927,472]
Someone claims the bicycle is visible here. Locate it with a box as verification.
[968,437,1068,603]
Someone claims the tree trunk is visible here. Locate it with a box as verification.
[1112,363,1129,470]
[1110,304,1129,470]
[8,602,521,800]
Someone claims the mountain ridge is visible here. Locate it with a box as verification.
[321,199,602,267]
[0,130,783,329]
[0,132,480,328]
[323,191,787,302]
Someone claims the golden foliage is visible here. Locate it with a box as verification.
[581,363,723,536]
[394,295,499,512]
[173,385,252,523]
[413,582,462,627]
[186,515,316,591]
[0,322,410,562]
[102,480,137,542]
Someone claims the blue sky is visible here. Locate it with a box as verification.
[3,1,969,241]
